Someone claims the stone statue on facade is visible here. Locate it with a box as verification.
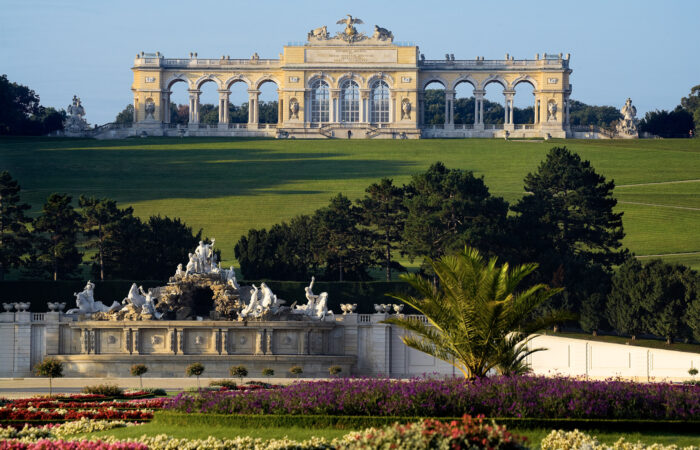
[373,25,393,41]
[616,98,639,138]
[401,100,412,120]
[547,101,558,122]
[64,95,89,133]
[289,99,299,119]
[123,283,147,308]
[144,99,156,120]
[337,14,363,36]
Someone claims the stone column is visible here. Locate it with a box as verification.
[265,328,273,354]
[133,329,140,354]
[218,90,230,125]
[473,90,485,129]
[444,90,455,129]
[188,90,200,124]
[417,92,425,127]
[81,328,89,354]
[177,329,184,354]
[254,329,264,355]
[360,90,370,123]
[133,96,139,123]
[162,91,171,124]
[330,89,340,123]
[223,329,231,355]
[169,328,177,354]
[277,90,283,125]
[503,91,515,130]
[248,89,260,127]
[564,96,571,128]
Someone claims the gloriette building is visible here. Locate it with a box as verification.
[128,16,572,139]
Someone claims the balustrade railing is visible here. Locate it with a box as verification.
[32,313,45,322]
[419,58,568,69]
[137,58,280,68]
[358,314,372,323]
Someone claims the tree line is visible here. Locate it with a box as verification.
[233,147,700,343]
[0,75,65,136]
[0,171,203,281]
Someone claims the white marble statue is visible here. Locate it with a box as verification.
[185,253,197,276]
[175,263,184,278]
[142,289,162,319]
[64,95,89,132]
[225,266,240,290]
[240,284,261,318]
[122,283,147,308]
[547,101,558,121]
[67,281,120,315]
[314,292,333,320]
[616,98,639,138]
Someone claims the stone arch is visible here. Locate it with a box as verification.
[254,75,281,90]
[511,75,538,90]
[165,73,191,90]
[306,72,335,88]
[194,74,223,90]
[367,73,394,89]
[451,75,478,91]
[421,76,448,91]
[224,75,252,89]
[481,75,508,90]
[336,72,366,89]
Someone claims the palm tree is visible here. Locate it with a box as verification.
[383,246,570,378]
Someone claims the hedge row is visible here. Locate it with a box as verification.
[0,280,416,314]
[155,412,700,433]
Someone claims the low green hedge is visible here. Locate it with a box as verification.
[154,411,700,433]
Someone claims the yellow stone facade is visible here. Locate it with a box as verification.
[131,18,571,139]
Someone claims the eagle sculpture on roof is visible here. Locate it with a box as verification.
[337,14,363,36]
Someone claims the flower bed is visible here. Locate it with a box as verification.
[0,397,165,426]
[164,376,700,420]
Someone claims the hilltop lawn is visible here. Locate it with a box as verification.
[1,137,698,268]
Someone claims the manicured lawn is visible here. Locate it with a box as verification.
[1,136,699,268]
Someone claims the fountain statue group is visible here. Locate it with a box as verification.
[66,239,333,321]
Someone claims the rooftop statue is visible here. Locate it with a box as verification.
[337,14,363,36]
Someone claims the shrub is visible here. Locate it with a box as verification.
[186,362,205,389]
[34,357,64,397]
[230,365,248,383]
[143,388,167,396]
[130,364,148,389]
[262,368,275,378]
[329,365,342,377]
[210,379,238,389]
[289,366,303,378]
[81,384,124,397]
[689,368,698,377]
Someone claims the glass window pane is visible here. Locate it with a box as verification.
[370,80,389,123]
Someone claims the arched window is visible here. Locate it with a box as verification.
[370,80,390,123]
[310,79,329,123]
[340,80,360,123]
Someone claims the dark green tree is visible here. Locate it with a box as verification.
[199,104,218,125]
[32,193,83,280]
[686,296,700,343]
[606,258,647,339]
[0,74,40,135]
[639,108,695,138]
[115,104,134,125]
[568,100,621,128]
[100,215,151,279]
[146,216,202,280]
[681,84,700,129]
[357,178,406,280]
[0,171,32,280]
[511,147,626,316]
[608,258,698,343]
[315,194,374,281]
[79,196,133,280]
[401,162,509,276]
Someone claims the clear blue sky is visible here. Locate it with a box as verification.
[2,0,699,124]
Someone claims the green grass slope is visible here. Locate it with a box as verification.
[1,137,698,269]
